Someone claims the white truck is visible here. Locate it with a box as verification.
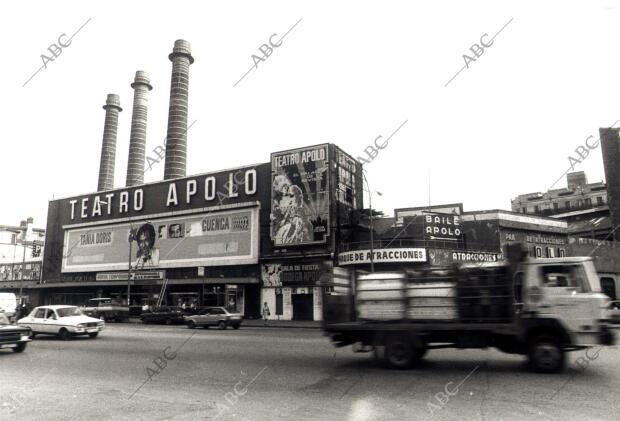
[322,247,616,373]
[0,293,17,321]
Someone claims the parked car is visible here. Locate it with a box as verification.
[17,305,105,340]
[0,311,31,353]
[139,306,185,325]
[81,298,129,322]
[184,306,242,330]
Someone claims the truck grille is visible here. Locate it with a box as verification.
[84,323,98,327]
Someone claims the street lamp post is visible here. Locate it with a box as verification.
[362,171,381,273]
[18,242,26,304]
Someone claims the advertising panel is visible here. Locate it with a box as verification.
[335,147,361,209]
[261,262,325,287]
[338,248,427,265]
[427,249,503,266]
[270,144,330,246]
[62,207,259,272]
[422,214,462,241]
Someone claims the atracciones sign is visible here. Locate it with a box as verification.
[338,248,427,265]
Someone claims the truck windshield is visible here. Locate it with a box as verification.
[541,263,598,293]
[0,313,9,325]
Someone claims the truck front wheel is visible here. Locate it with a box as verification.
[529,336,565,373]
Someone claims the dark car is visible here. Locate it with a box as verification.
[183,306,243,330]
[139,306,185,325]
[0,312,31,353]
[81,298,129,322]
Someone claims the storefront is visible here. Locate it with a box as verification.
[260,261,328,321]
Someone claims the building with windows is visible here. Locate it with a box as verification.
[0,219,45,296]
[511,171,612,241]
[338,203,571,273]
[511,172,608,216]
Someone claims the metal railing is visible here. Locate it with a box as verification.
[338,239,499,253]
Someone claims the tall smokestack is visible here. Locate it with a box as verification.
[601,127,620,241]
[126,71,153,187]
[164,39,194,180]
[97,94,122,191]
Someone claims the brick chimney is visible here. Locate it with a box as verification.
[163,40,194,180]
[97,94,122,191]
[126,71,153,187]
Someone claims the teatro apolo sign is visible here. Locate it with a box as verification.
[64,167,259,222]
[338,248,426,266]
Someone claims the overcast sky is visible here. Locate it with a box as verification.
[1,0,618,228]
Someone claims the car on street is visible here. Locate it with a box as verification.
[0,311,31,353]
[81,297,129,322]
[139,306,185,325]
[184,306,243,330]
[17,305,105,340]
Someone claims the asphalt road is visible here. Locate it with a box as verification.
[1,324,619,421]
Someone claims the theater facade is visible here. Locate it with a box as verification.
[36,143,363,320]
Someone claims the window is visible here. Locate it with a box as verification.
[597,196,604,206]
[534,205,540,213]
[600,278,617,302]
[558,249,566,257]
[553,202,559,211]
[565,201,571,209]
[546,247,555,258]
[541,265,589,292]
[522,207,527,213]
[45,309,57,320]
[585,198,592,207]
[34,308,46,318]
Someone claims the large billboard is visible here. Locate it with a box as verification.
[270,144,330,246]
[61,207,259,272]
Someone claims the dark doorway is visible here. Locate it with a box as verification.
[275,292,283,316]
[292,293,313,320]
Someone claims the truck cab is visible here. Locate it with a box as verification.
[518,257,613,349]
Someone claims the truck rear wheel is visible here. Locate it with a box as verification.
[384,335,424,369]
[529,336,565,373]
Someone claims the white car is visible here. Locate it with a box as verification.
[18,305,105,340]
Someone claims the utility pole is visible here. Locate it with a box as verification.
[127,227,135,307]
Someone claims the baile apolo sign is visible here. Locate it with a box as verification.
[422,214,462,241]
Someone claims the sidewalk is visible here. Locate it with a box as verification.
[242,319,321,329]
[125,317,321,329]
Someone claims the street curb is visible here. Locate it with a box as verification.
[242,324,321,329]
[118,320,322,329]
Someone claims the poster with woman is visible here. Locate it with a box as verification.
[270,145,330,246]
